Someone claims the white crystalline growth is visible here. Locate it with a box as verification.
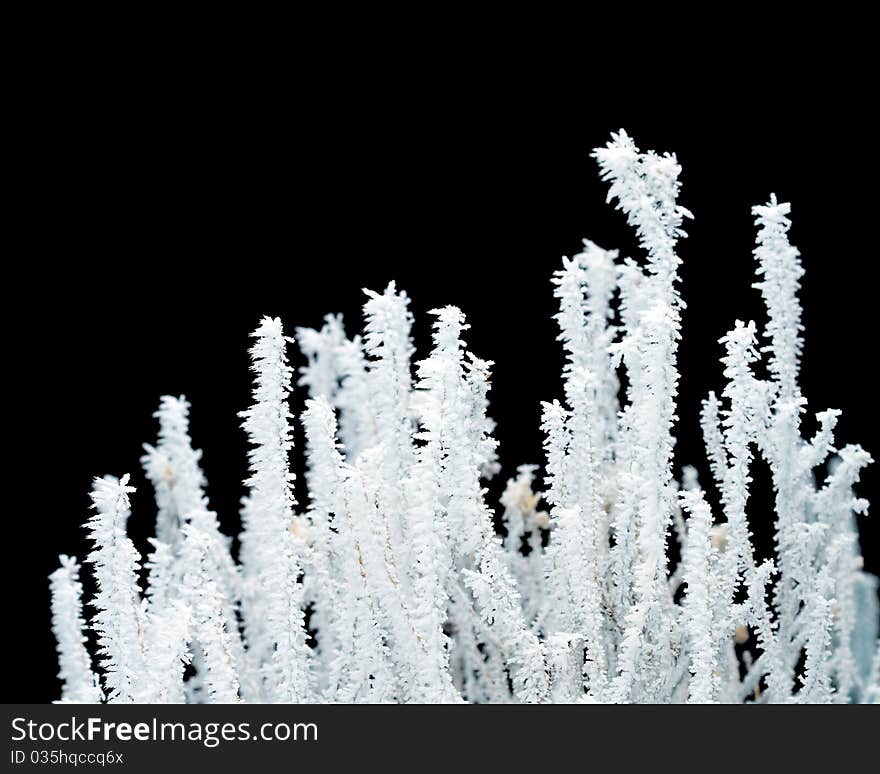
[50,131,878,704]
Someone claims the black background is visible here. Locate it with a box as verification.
[8,65,877,703]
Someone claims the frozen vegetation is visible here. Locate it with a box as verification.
[50,132,878,703]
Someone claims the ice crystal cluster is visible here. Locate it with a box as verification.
[50,132,878,704]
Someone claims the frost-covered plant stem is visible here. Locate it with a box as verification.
[49,556,103,704]
[239,317,312,703]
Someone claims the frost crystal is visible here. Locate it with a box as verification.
[51,133,876,704]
